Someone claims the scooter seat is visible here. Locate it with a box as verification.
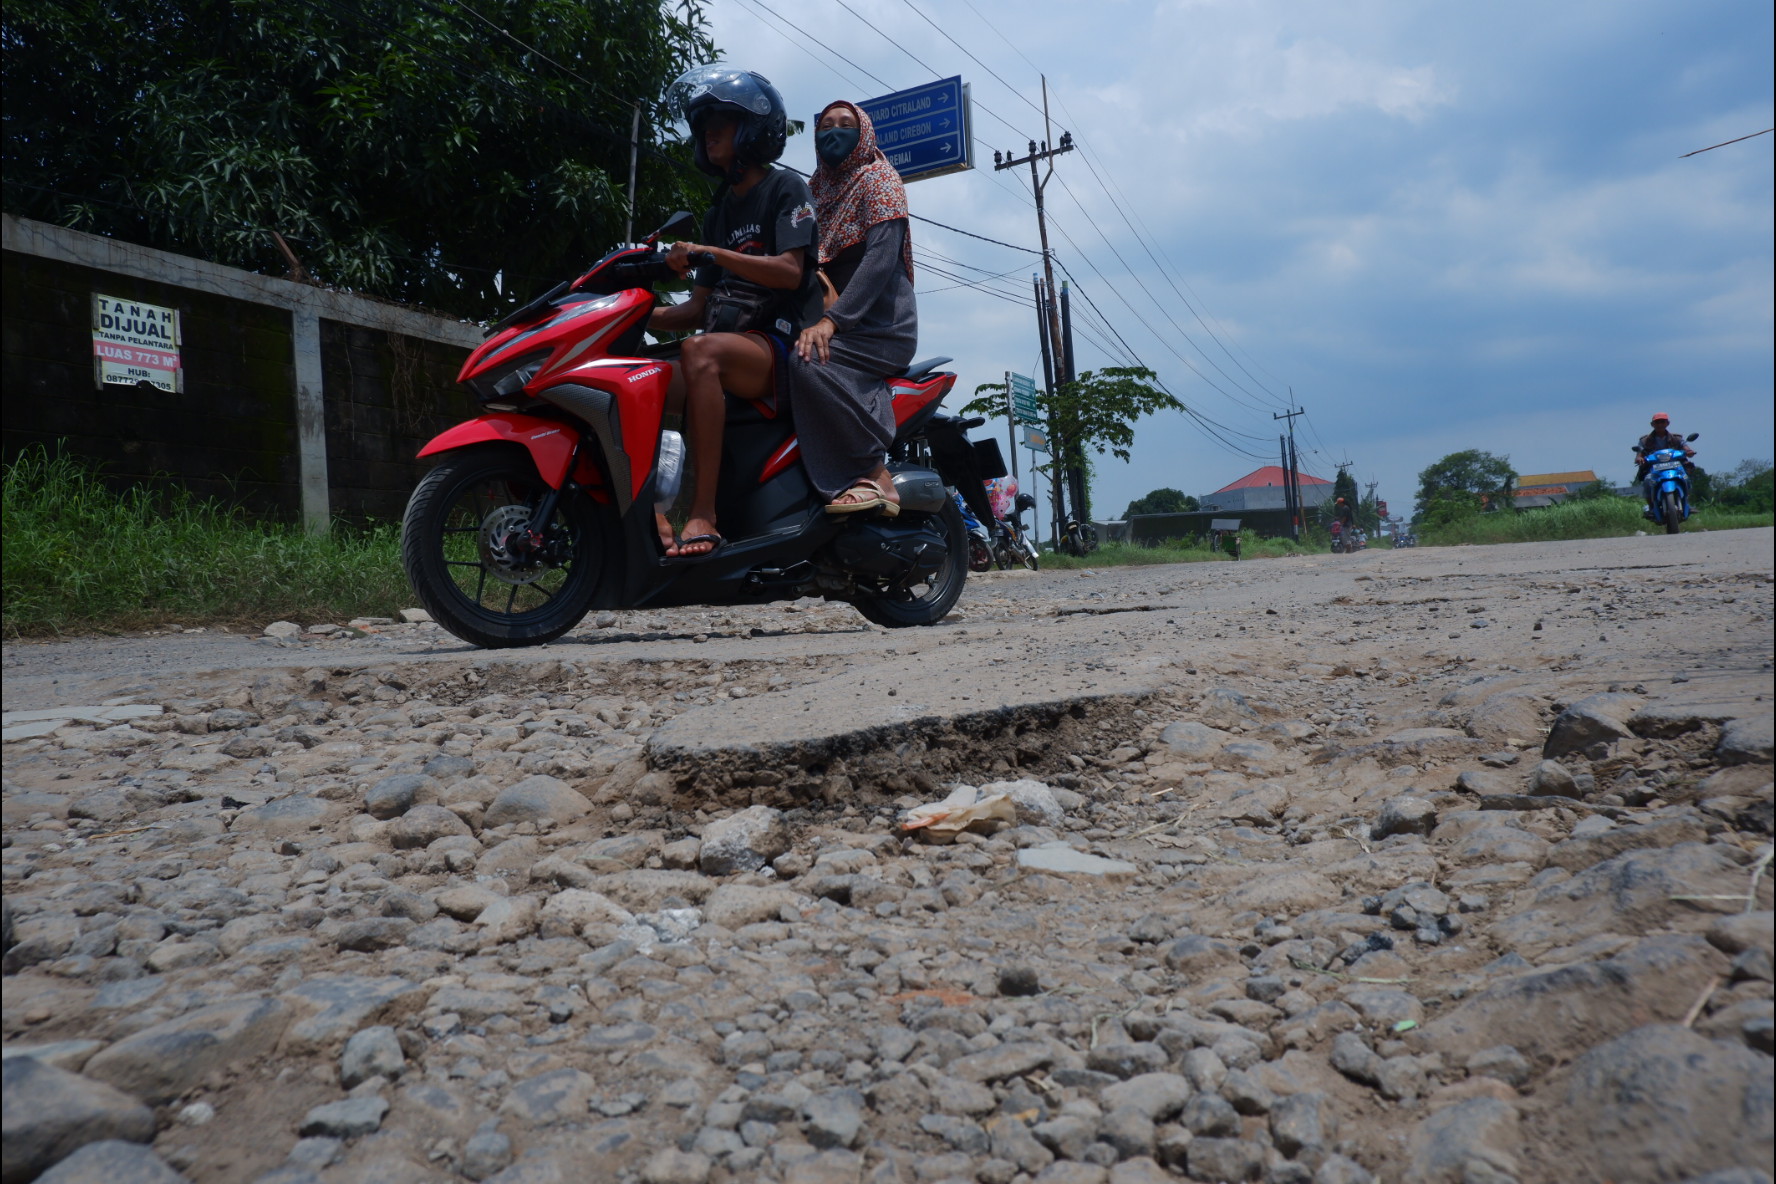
[898,357,953,381]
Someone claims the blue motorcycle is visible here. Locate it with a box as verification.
[1638,432,1698,535]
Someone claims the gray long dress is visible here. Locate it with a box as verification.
[786,218,917,499]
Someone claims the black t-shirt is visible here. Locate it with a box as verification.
[694,167,823,337]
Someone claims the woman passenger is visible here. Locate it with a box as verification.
[790,101,918,515]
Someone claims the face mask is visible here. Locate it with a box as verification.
[817,127,861,166]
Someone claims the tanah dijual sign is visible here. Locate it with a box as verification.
[93,294,182,392]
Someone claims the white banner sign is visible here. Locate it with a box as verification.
[93,294,182,392]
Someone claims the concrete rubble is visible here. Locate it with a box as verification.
[1,530,1772,1183]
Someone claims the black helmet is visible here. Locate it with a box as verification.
[667,65,788,182]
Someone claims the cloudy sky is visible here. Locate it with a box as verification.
[702,0,1774,526]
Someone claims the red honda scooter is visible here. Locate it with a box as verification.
[401,212,1005,649]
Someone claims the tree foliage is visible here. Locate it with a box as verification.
[1564,478,1619,501]
[967,368,1179,523]
[1707,459,1774,512]
[1122,488,1198,519]
[1414,449,1517,520]
[2,0,716,318]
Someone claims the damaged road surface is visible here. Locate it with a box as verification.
[3,528,1773,1184]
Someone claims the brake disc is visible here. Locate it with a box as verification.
[477,504,550,586]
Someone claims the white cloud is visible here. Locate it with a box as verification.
[702,0,1772,527]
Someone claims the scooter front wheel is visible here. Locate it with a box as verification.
[401,444,613,648]
[1661,491,1683,535]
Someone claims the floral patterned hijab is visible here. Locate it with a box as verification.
[810,101,914,282]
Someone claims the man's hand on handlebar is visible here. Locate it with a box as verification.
[665,241,718,276]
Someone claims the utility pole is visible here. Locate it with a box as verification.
[1033,275,1061,550]
[625,101,643,243]
[1278,434,1297,536]
[1059,281,1088,524]
[997,78,1075,541]
[1272,403,1304,540]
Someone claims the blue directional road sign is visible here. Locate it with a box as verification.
[856,76,973,183]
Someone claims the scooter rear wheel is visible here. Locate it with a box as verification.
[401,444,612,648]
[1661,491,1682,535]
[854,502,969,628]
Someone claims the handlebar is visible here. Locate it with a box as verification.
[959,416,987,430]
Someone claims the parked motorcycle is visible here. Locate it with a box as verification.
[953,490,994,573]
[401,212,990,648]
[992,492,1041,571]
[1639,433,1700,535]
[1058,514,1099,557]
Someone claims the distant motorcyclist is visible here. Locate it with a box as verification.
[1632,412,1694,482]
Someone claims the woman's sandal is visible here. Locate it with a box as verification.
[825,477,901,517]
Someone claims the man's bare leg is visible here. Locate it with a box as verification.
[669,333,777,557]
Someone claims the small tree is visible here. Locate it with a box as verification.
[966,367,1181,522]
[1123,488,1199,518]
[1328,469,1359,524]
[1415,450,1517,518]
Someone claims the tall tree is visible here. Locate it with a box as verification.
[2,0,715,319]
[1414,449,1517,521]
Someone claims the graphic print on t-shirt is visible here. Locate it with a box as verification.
[693,169,824,336]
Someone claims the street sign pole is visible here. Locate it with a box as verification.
[1005,370,1018,484]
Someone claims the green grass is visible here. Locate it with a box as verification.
[2,446,411,638]
[1419,496,1773,547]
[1039,531,1313,570]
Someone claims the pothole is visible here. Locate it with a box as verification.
[646,690,1154,810]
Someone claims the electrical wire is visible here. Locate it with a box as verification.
[934,4,1297,405]
[1048,169,1279,412]
[820,0,1036,143]
[731,0,895,92]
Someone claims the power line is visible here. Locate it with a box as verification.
[733,0,895,92]
[1047,96,1289,405]
[1680,127,1773,157]
[1050,258,1274,459]
[927,9,1296,407]
[822,0,1035,143]
[1048,168,1280,412]
[891,0,1047,124]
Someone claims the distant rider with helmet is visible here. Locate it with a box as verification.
[1331,496,1355,550]
[649,66,824,558]
[1632,411,1695,518]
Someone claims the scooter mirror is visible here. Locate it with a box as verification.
[648,211,698,243]
[1686,433,1699,442]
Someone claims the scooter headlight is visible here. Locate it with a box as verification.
[470,350,551,404]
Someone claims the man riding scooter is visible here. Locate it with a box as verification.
[1632,411,1695,520]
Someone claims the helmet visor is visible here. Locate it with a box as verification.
[667,65,775,120]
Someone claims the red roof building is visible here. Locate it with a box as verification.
[1201,465,1335,513]
[1213,466,1331,493]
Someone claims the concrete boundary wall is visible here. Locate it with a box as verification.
[2,214,483,531]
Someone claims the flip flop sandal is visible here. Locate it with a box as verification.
[663,532,726,563]
[826,478,901,517]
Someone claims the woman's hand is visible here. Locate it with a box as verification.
[796,317,836,364]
